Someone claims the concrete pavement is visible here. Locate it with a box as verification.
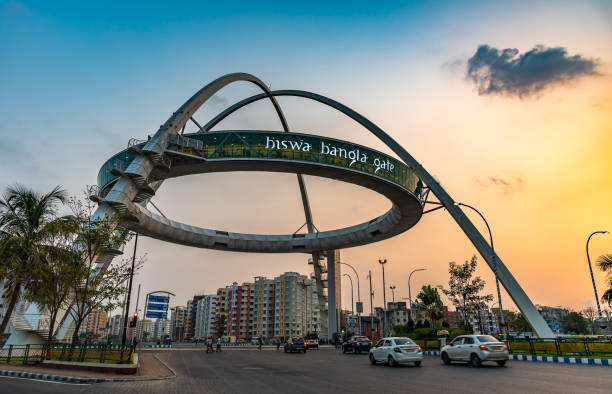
[0,349,609,393]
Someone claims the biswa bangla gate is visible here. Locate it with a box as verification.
[8,73,553,345]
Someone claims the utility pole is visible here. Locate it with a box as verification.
[121,233,138,347]
[379,259,387,337]
[368,270,374,339]
[134,284,141,342]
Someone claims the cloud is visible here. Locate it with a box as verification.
[466,45,600,98]
[473,176,525,193]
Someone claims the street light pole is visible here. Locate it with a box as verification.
[408,268,426,321]
[368,270,375,338]
[587,231,609,321]
[379,259,387,336]
[341,262,362,335]
[122,233,139,347]
[390,286,396,304]
[454,202,506,337]
[343,274,354,317]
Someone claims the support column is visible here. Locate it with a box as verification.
[326,250,337,342]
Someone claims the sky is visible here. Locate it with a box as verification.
[1,1,611,316]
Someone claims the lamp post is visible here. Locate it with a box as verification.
[408,268,426,321]
[341,262,362,335]
[367,270,375,338]
[122,233,139,347]
[454,202,506,337]
[390,286,396,304]
[587,231,609,323]
[343,274,354,316]
[379,259,388,336]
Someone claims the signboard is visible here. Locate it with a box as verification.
[148,295,170,304]
[356,302,363,314]
[146,311,166,319]
[147,303,169,311]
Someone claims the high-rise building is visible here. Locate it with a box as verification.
[214,288,227,339]
[136,319,152,341]
[442,306,462,328]
[274,272,316,340]
[253,277,276,339]
[109,314,123,337]
[224,282,254,341]
[186,295,207,340]
[85,309,108,338]
[150,319,170,341]
[194,295,217,340]
[170,306,187,342]
[537,305,569,334]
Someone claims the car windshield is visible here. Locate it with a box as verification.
[353,337,369,342]
[392,338,414,345]
[292,338,303,342]
[477,335,498,343]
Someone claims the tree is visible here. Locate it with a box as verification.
[0,185,67,338]
[581,307,599,335]
[561,312,589,335]
[416,285,443,326]
[24,218,80,344]
[511,313,533,334]
[441,255,493,332]
[63,194,138,344]
[405,319,415,333]
[597,254,612,305]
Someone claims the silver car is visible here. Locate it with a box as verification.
[440,335,509,367]
[369,337,423,367]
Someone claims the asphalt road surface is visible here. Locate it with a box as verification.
[0,349,609,394]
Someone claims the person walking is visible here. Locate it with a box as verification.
[258,336,263,351]
[276,338,281,351]
[206,337,213,353]
[216,337,222,352]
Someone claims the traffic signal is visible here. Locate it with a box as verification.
[130,312,138,327]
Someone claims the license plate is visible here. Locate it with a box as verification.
[405,349,415,353]
[491,346,502,351]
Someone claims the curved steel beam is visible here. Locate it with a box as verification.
[201,89,554,338]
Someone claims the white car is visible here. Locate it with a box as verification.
[369,337,423,367]
[440,335,509,367]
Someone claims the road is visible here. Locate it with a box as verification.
[0,349,609,393]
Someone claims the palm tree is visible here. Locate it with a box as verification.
[416,285,443,326]
[0,184,67,338]
[597,254,612,305]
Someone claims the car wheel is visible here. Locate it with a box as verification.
[303,349,307,353]
[353,347,357,354]
[441,352,451,365]
[388,355,397,367]
[284,348,287,353]
[414,361,421,367]
[470,353,482,367]
[369,353,376,365]
[496,360,506,367]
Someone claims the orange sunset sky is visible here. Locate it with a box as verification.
[0,1,610,314]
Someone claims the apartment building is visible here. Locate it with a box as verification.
[194,294,217,340]
[253,277,276,339]
[224,282,254,341]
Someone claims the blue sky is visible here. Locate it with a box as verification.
[1,1,611,312]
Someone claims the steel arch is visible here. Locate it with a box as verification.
[198,89,554,338]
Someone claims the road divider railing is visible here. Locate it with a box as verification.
[505,338,612,359]
[0,343,136,365]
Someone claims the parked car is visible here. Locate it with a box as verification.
[369,337,423,367]
[284,337,307,353]
[342,336,373,354]
[440,335,509,367]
